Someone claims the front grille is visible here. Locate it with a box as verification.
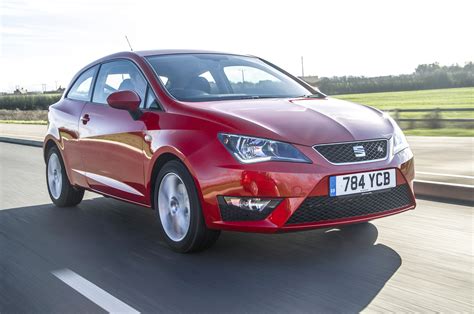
[314,139,388,164]
[286,184,413,225]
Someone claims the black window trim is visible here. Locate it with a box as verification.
[143,85,163,111]
[90,58,149,107]
[66,57,164,111]
[65,64,100,102]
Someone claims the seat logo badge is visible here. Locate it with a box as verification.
[353,145,366,158]
[377,146,384,153]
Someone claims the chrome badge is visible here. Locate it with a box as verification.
[353,145,366,158]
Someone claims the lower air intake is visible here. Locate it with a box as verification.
[286,184,413,225]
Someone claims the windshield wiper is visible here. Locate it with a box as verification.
[237,95,263,99]
[300,94,325,98]
[235,95,298,100]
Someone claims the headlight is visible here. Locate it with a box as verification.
[218,133,311,164]
[388,116,409,154]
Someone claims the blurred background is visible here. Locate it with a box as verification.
[1,0,472,190]
[0,0,473,312]
[1,0,472,133]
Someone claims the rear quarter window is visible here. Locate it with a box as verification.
[67,66,98,101]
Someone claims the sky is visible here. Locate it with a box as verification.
[0,0,473,92]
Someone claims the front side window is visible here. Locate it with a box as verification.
[92,60,147,106]
[146,53,316,102]
[67,66,98,101]
[145,87,160,109]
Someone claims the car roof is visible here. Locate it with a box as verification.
[134,49,240,57]
[74,49,255,83]
[97,49,251,61]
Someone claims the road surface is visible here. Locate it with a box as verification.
[0,142,472,313]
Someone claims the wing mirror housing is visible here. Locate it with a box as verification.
[106,90,142,120]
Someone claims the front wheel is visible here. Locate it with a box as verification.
[46,146,84,207]
[154,160,220,253]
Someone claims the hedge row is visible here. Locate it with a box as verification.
[0,94,62,110]
[303,62,474,95]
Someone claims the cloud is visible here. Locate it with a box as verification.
[1,0,473,92]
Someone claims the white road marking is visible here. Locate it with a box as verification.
[415,179,474,188]
[0,133,44,140]
[417,171,474,180]
[52,269,140,314]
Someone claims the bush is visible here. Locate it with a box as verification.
[0,94,62,110]
[304,62,474,95]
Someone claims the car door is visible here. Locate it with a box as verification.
[78,60,148,204]
[57,65,99,188]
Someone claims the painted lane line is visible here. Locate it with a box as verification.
[415,179,474,188]
[52,269,140,314]
[417,171,474,180]
[0,133,44,140]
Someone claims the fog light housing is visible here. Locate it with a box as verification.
[218,196,282,222]
[224,197,279,212]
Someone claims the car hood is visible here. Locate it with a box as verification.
[183,97,395,146]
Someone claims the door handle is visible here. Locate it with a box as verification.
[81,114,90,125]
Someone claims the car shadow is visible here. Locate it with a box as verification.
[0,197,401,313]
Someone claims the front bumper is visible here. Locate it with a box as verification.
[190,141,416,233]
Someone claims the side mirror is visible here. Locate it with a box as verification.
[106,90,142,119]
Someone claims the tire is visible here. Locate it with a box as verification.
[46,146,84,207]
[154,160,220,253]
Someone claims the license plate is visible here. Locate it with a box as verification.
[329,169,396,197]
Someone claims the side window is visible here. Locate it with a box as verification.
[199,71,218,94]
[92,60,147,107]
[159,76,169,87]
[145,87,161,110]
[67,66,98,101]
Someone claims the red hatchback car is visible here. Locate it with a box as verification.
[44,50,416,252]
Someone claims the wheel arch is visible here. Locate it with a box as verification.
[147,147,204,211]
[43,136,78,188]
[150,152,181,208]
[43,138,59,162]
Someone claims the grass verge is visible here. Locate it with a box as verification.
[0,109,48,122]
[0,120,48,125]
[403,128,474,137]
[1,87,473,135]
[334,87,474,119]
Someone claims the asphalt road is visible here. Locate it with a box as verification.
[409,136,473,185]
[0,143,472,313]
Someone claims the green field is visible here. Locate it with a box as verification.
[0,109,48,123]
[0,94,61,110]
[0,87,472,136]
[334,87,474,119]
[333,87,473,110]
[333,87,473,136]
[402,128,474,136]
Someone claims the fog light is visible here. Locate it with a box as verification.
[223,196,281,212]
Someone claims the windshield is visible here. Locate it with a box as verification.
[146,53,317,102]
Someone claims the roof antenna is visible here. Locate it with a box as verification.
[125,35,133,51]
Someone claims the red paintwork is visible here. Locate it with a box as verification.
[44,50,416,233]
[106,90,141,112]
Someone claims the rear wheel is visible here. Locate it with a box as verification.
[46,146,84,207]
[154,160,220,253]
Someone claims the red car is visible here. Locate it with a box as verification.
[44,50,416,252]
